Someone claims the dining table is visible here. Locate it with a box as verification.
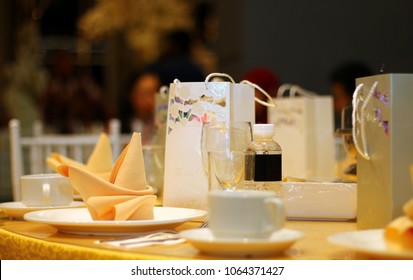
[0,208,372,260]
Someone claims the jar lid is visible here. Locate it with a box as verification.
[253,124,274,135]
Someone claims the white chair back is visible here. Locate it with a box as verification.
[8,119,121,201]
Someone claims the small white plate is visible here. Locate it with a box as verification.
[0,201,85,220]
[179,228,303,257]
[328,229,413,259]
[23,207,207,235]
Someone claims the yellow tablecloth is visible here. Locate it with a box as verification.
[0,210,366,260]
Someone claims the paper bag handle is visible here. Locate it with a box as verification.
[289,85,318,98]
[205,73,235,84]
[276,83,317,98]
[240,80,275,107]
[351,81,378,161]
[277,83,293,97]
[205,73,275,107]
[159,85,169,98]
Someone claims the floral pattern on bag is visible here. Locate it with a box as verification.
[355,87,390,138]
[167,83,227,134]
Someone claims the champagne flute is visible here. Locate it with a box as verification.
[201,121,253,173]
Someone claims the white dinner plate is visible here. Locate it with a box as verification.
[328,229,413,259]
[23,207,207,235]
[179,228,303,257]
[0,201,85,220]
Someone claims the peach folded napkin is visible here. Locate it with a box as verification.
[46,133,113,180]
[59,132,156,221]
[384,198,413,250]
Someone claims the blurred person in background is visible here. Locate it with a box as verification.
[329,62,372,130]
[149,29,205,86]
[1,71,44,132]
[242,67,280,124]
[191,1,219,75]
[1,49,47,132]
[121,69,162,144]
[41,50,108,134]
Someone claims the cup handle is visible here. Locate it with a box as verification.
[265,197,285,230]
[42,183,51,206]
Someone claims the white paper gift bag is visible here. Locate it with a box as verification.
[353,74,413,229]
[163,73,274,210]
[267,84,335,180]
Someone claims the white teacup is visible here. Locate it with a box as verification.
[21,173,73,207]
[208,190,285,239]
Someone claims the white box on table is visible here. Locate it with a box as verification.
[283,182,357,221]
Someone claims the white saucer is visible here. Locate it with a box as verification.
[179,228,303,257]
[23,207,207,235]
[328,229,413,259]
[0,201,85,220]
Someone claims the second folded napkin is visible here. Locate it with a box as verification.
[59,132,156,221]
[384,198,413,250]
[46,133,114,180]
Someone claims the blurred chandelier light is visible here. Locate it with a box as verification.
[78,0,193,61]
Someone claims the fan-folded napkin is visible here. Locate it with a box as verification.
[46,133,113,180]
[384,198,413,250]
[58,132,156,221]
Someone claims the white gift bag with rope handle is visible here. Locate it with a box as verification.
[353,74,413,229]
[268,84,335,181]
[163,73,275,210]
